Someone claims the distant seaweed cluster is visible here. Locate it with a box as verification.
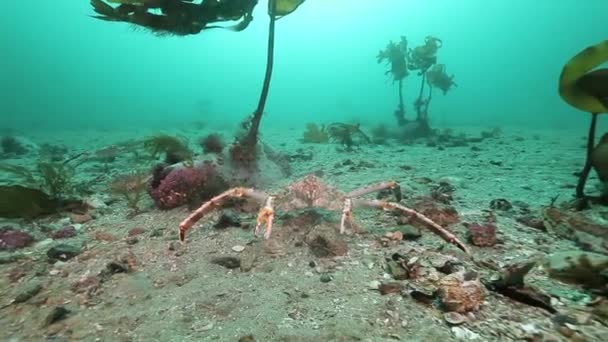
[377,35,457,138]
[0,132,232,219]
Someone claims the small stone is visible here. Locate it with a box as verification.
[395,226,422,240]
[0,227,35,250]
[238,334,255,342]
[94,231,118,242]
[214,210,241,229]
[489,198,512,211]
[128,228,146,237]
[47,244,82,262]
[379,282,403,295]
[70,213,92,224]
[232,245,245,252]
[368,280,381,290]
[126,236,139,245]
[44,306,70,326]
[451,326,480,340]
[320,274,332,283]
[50,226,77,239]
[14,279,43,303]
[386,261,408,280]
[444,312,467,325]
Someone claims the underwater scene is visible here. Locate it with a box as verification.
[1,0,608,341]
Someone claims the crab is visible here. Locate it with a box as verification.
[178,174,469,254]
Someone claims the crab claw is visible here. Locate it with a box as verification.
[340,198,353,234]
[255,196,275,239]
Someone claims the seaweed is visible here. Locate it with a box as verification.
[326,123,371,148]
[108,171,151,216]
[0,158,81,200]
[1,136,28,156]
[301,123,329,143]
[143,135,193,165]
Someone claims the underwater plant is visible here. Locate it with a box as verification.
[370,124,391,145]
[199,133,225,154]
[229,0,306,172]
[301,123,329,143]
[377,36,409,125]
[558,40,608,205]
[143,134,192,165]
[1,135,28,156]
[426,64,457,96]
[0,154,91,219]
[91,0,306,174]
[0,160,79,200]
[325,122,371,149]
[108,170,151,216]
[90,0,258,35]
[377,35,450,138]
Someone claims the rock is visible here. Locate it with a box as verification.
[84,194,109,209]
[489,198,512,211]
[368,280,381,290]
[379,282,403,295]
[545,250,608,291]
[70,213,92,224]
[386,260,409,280]
[451,326,480,340]
[50,226,77,239]
[444,312,467,325]
[44,306,70,326]
[14,279,43,303]
[0,227,35,250]
[47,243,82,262]
[239,246,257,272]
[94,231,118,242]
[320,274,332,283]
[232,245,245,252]
[398,226,422,240]
[0,253,25,264]
[214,210,241,229]
[128,228,146,237]
[439,271,485,313]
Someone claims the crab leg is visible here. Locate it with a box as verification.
[178,187,269,243]
[353,199,470,254]
[346,181,402,202]
[254,196,275,239]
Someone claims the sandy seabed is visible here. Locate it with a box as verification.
[1,123,607,341]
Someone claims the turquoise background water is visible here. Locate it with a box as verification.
[1,1,606,132]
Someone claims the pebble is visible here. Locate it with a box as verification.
[232,245,245,253]
[444,312,467,325]
[451,326,480,340]
[320,274,332,283]
[368,280,381,290]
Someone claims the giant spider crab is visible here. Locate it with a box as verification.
[179,174,469,254]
